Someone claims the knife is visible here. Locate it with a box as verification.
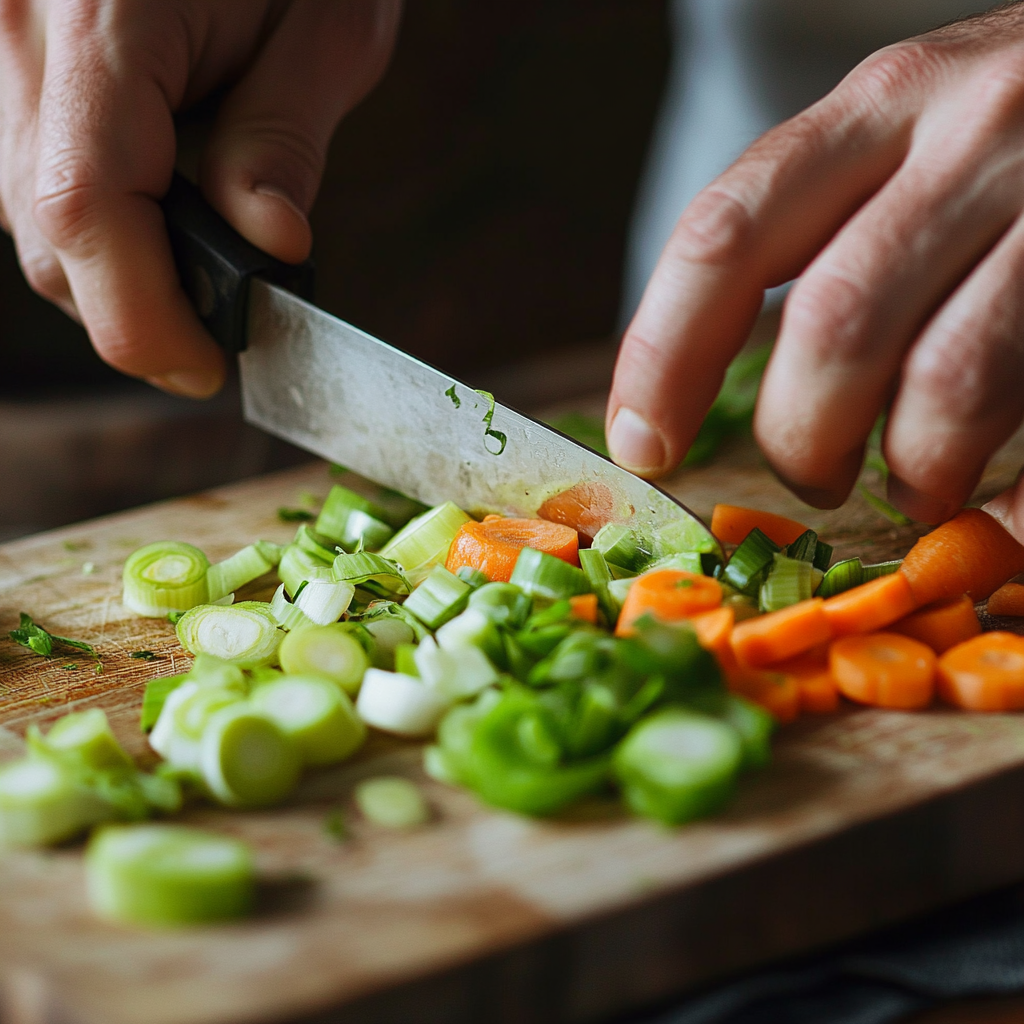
[161,174,717,558]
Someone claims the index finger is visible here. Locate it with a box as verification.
[32,9,225,397]
[606,72,914,477]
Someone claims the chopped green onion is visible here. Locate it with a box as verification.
[141,674,189,732]
[592,524,643,571]
[356,668,451,737]
[354,777,429,828]
[200,705,300,808]
[294,578,355,625]
[250,675,365,766]
[468,582,533,630]
[759,554,816,612]
[206,544,275,603]
[332,551,410,596]
[85,824,255,926]
[720,528,780,596]
[403,565,471,629]
[278,624,369,697]
[278,544,333,598]
[509,548,590,602]
[379,501,471,586]
[175,602,282,667]
[0,757,111,848]
[123,542,210,617]
[41,708,134,772]
[414,635,498,700]
[613,709,743,825]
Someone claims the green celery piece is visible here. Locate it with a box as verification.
[468,583,532,630]
[816,557,864,599]
[140,675,190,732]
[403,565,471,629]
[455,565,489,589]
[618,618,722,702]
[578,548,618,625]
[592,524,643,572]
[862,559,902,582]
[759,554,815,613]
[509,548,589,602]
[652,517,720,559]
[785,529,818,564]
[720,528,780,596]
[9,613,94,659]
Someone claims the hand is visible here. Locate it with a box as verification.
[607,4,1024,532]
[0,0,401,396]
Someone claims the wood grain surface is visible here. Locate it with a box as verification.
[1,414,1024,1024]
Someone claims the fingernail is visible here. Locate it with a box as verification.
[147,370,223,399]
[886,476,957,525]
[254,183,306,219]
[607,407,667,476]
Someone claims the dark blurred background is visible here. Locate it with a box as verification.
[0,1,670,538]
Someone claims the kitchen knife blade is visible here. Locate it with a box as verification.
[162,173,716,556]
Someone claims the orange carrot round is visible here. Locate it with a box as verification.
[899,508,1024,606]
[730,598,832,667]
[711,504,809,548]
[829,632,936,710]
[889,595,981,654]
[822,572,917,638]
[937,632,1024,712]
[569,593,599,624]
[987,583,1024,618]
[615,570,722,637]
[445,517,579,582]
[726,666,801,723]
[688,606,735,658]
[772,650,839,715]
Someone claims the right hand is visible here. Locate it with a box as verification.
[0,0,402,396]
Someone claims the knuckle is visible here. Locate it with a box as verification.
[19,247,67,303]
[32,151,102,253]
[783,267,868,364]
[668,186,754,268]
[847,41,941,111]
[228,120,325,209]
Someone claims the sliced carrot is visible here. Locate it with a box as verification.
[730,598,832,667]
[711,504,809,548]
[937,632,1024,712]
[829,632,936,710]
[537,483,620,541]
[688,605,734,658]
[987,582,1024,618]
[568,593,598,624]
[899,508,1024,606]
[615,570,722,637]
[889,595,981,654]
[726,665,801,723]
[445,517,579,582]
[822,572,917,638]
[772,649,839,714]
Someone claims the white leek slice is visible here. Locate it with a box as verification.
[250,675,365,766]
[0,757,111,848]
[294,578,355,626]
[41,708,134,772]
[331,552,410,595]
[435,607,504,664]
[200,705,300,807]
[85,823,255,926]
[414,635,498,701]
[150,683,246,773]
[186,654,247,692]
[270,584,316,632]
[379,502,471,586]
[278,545,333,598]
[356,669,451,738]
[123,541,209,617]
[278,624,369,696]
[175,601,282,667]
[207,543,275,603]
[354,777,429,828]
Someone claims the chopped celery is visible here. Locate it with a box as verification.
[414,635,499,700]
[340,510,394,552]
[141,674,189,732]
[294,578,355,625]
[354,777,429,828]
[468,582,532,629]
[436,606,505,666]
[86,824,255,926]
[592,524,643,571]
[579,548,618,625]
[206,544,275,603]
[278,624,369,696]
[862,559,902,581]
[652,516,720,558]
[404,565,471,629]
[278,544,333,598]
[509,548,589,602]
[646,552,703,574]
[394,643,419,676]
[355,668,451,737]
[816,556,863,597]
[759,554,816,612]
[379,501,471,585]
[250,675,365,766]
[293,524,339,563]
[315,484,389,544]
[720,527,780,596]
[42,708,134,772]
[123,542,209,617]
[175,602,282,667]
[613,709,742,825]
[332,551,410,596]
[455,565,489,589]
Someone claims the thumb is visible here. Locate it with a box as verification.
[200,0,402,264]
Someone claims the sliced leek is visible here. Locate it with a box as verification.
[123,542,209,617]
[294,578,355,625]
[278,624,369,696]
[176,602,282,667]
[354,777,429,828]
[206,543,275,603]
[356,668,451,737]
[379,501,470,585]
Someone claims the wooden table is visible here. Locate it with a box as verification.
[1,407,1024,1024]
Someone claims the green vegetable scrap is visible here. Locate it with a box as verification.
[277,507,315,523]
[9,613,95,658]
[130,651,157,661]
[444,383,461,409]
[474,390,508,456]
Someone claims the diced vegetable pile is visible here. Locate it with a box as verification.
[4,480,1024,927]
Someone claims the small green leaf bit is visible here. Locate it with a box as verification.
[444,384,461,409]
[9,613,95,658]
[474,390,508,456]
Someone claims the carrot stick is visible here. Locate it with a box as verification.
[569,593,599,624]
[822,572,917,637]
[730,598,832,667]
[445,517,579,582]
[615,570,722,637]
[773,649,839,714]
[726,666,801,723]
[889,595,981,654]
[899,508,1024,606]
[688,606,735,658]
[987,582,1024,618]
[829,632,936,710]
[711,504,809,548]
[937,632,1024,712]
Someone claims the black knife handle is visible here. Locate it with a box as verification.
[160,172,315,354]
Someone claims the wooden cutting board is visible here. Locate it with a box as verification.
[2,416,1024,1024]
